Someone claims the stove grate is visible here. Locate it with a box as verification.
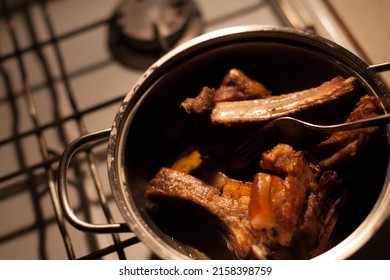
[0,0,140,260]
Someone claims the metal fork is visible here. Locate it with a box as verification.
[235,114,390,161]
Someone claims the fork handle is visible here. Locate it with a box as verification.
[318,114,390,133]
[369,62,390,73]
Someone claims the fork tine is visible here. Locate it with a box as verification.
[235,125,278,161]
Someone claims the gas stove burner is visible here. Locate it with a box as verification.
[108,0,203,70]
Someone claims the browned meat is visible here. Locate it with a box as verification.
[181,87,215,116]
[250,144,319,247]
[214,68,271,102]
[146,145,345,259]
[315,95,384,168]
[211,76,357,125]
[252,146,346,258]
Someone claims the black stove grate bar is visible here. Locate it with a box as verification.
[0,15,112,63]
[0,95,124,148]
[78,236,140,260]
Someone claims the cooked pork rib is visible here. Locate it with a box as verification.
[181,76,360,158]
[211,76,357,125]
[214,68,271,102]
[314,95,384,168]
[253,144,346,258]
[251,144,319,247]
[146,167,256,259]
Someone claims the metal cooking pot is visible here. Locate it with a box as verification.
[58,25,390,259]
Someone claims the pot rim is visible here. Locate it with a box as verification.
[107,25,390,260]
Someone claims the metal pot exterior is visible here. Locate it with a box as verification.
[107,25,390,260]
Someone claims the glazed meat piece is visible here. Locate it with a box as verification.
[314,95,384,168]
[211,76,357,125]
[251,144,345,257]
[181,87,215,116]
[214,68,271,102]
[250,144,319,247]
[146,144,345,259]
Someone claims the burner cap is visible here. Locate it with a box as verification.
[109,0,203,70]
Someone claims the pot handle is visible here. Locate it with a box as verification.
[369,62,390,73]
[57,129,130,233]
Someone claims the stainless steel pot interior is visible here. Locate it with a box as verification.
[107,26,390,259]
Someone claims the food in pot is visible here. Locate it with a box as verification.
[183,75,357,125]
[249,144,346,258]
[146,167,254,259]
[146,145,346,259]
[145,68,385,259]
